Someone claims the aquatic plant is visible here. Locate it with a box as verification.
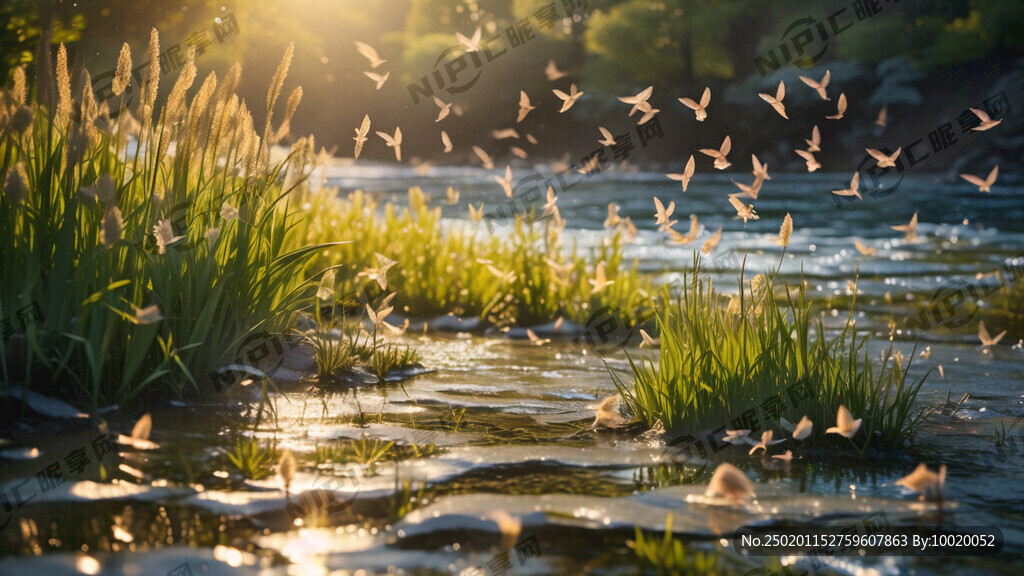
[629,514,724,576]
[613,255,930,452]
[287,187,651,327]
[226,437,278,480]
[0,37,341,408]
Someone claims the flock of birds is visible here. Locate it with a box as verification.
[344,36,1012,507]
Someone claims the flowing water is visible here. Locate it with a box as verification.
[2,167,1023,575]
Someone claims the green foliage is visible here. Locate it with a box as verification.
[288,187,650,327]
[613,256,929,452]
[226,437,278,480]
[0,40,338,408]
[629,514,724,576]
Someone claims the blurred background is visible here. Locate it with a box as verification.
[3,0,1022,173]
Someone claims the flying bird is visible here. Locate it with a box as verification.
[353,114,370,159]
[618,85,654,116]
[545,59,568,81]
[758,80,788,119]
[543,186,557,216]
[375,127,402,162]
[446,186,459,205]
[604,203,622,228]
[668,214,700,245]
[960,165,998,193]
[510,146,528,159]
[699,135,732,170]
[825,405,862,439]
[795,149,821,172]
[492,128,520,140]
[667,155,696,191]
[526,329,551,346]
[752,154,771,181]
[805,125,821,152]
[441,130,453,153]
[729,196,758,223]
[354,41,387,68]
[731,177,762,200]
[473,145,495,170]
[831,172,862,200]
[456,27,483,52]
[798,69,831,100]
[494,165,513,198]
[634,101,660,125]
[653,197,676,230]
[364,70,389,90]
[468,203,484,223]
[896,463,946,501]
[891,212,918,241]
[679,87,711,122]
[517,91,536,123]
[639,329,660,348]
[867,147,901,168]
[853,239,877,257]
[748,430,784,456]
[826,93,847,119]
[433,96,452,122]
[781,415,813,441]
[978,320,1006,349]
[598,126,617,147]
[553,84,583,113]
[702,226,723,255]
[970,108,1002,131]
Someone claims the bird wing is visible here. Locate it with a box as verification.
[700,87,711,107]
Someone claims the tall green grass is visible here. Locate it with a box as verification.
[288,186,650,327]
[1,36,337,408]
[613,255,929,451]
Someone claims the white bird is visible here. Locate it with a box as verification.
[553,83,583,113]
[758,80,788,119]
[653,197,676,230]
[456,27,483,52]
[598,126,617,147]
[805,125,821,152]
[699,135,731,170]
[545,59,568,81]
[826,93,847,119]
[701,226,722,255]
[781,416,813,441]
[867,147,901,168]
[970,108,1002,131]
[959,165,998,193]
[492,128,520,140]
[896,463,946,501]
[668,214,700,245]
[526,329,550,346]
[825,405,862,439]
[618,85,653,116]
[588,261,614,294]
[375,127,402,162]
[353,114,370,159]
[667,155,696,191]
[433,96,452,122]
[604,202,621,228]
[543,186,557,216]
[634,100,660,125]
[679,87,711,122]
[798,69,830,100]
[795,149,821,172]
[705,462,755,501]
[354,41,387,68]
[494,165,513,198]
[748,430,785,456]
[364,70,389,90]
[473,145,495,170]
[731,178,762,200]
[441,130,453,153]
[721,429,752,445]
[729,196,758,223]
[831,172,861,200]
[446,186,459,204]
[510,146,528,159]
[890,212,918,241]
[517,91,536,123]
[853,239,877,257]
[752,154,771,181]
[978,320,1006,349]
